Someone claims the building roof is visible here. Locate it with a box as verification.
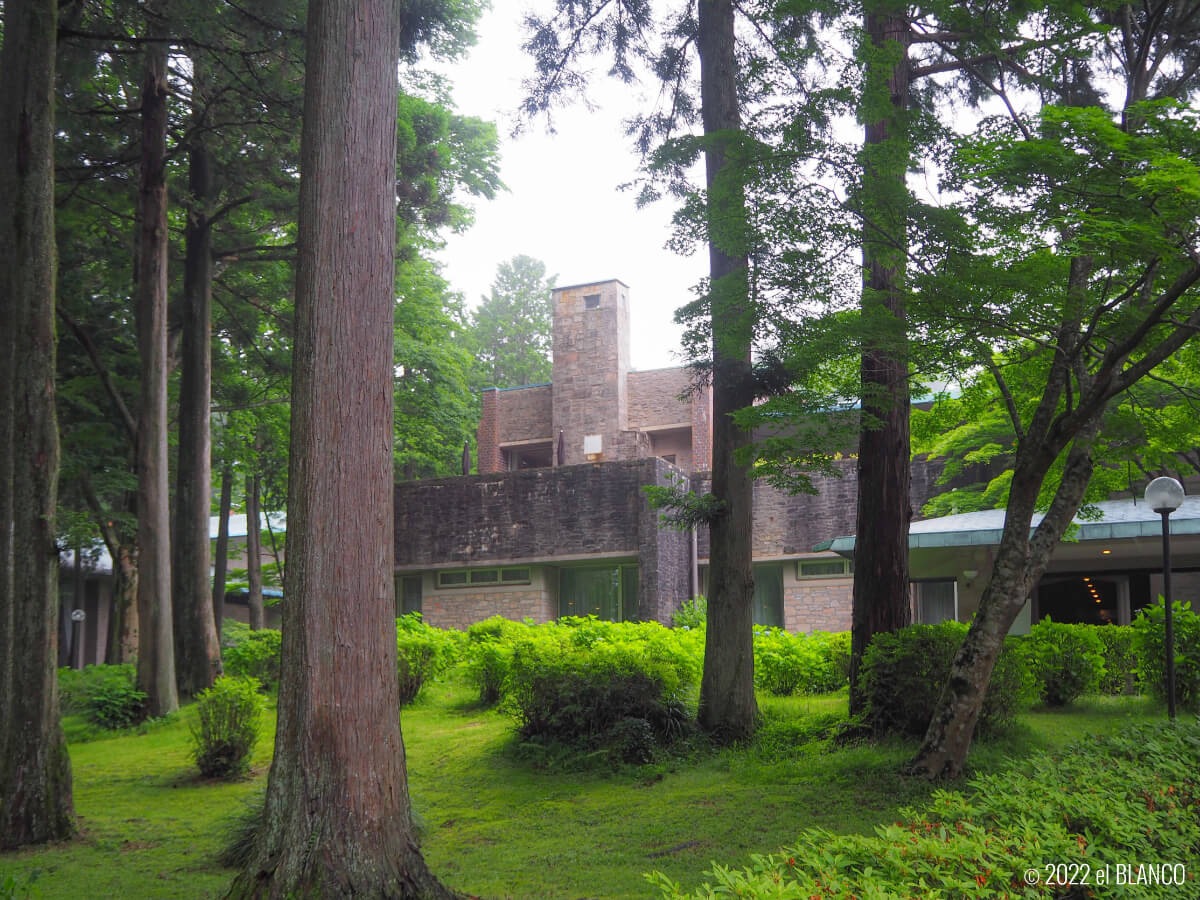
[815,495,1200,554]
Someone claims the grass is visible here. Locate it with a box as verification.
[0,681,1163,900]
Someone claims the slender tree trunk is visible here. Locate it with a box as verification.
[134,0,178,717]
[0,0,76,848]
[212,460,233,639]
[695,0,758,741]
[226,0,455,894]
[106,546,140,664]
[173,52,221,696]
[848,4,913,716]
[246,472,264,630]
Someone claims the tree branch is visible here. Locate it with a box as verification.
[57,307,139,444]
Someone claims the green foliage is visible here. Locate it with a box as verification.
[650,719,1200,900]
[671,595,707,630]
[60,664,148,730]
[462,616,528,704]
[642,475,726,530]
[1094,625,1138,696]
[1025,619,1106,706]
[468,255,555,389]
[396,613,461,705]
[222,628,282,690]
[1132,598,1200,711]
[860,621,1035,738]
[216,788,265,870]
[191,677,265,779]
[753,628,848,696]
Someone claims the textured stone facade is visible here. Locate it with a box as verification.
[784,579,853,633]
[498,383,553,444]
[422,588,556,630]
[628,367,693,429]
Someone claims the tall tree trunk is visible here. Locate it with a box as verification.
[173,52,221,696]
[245,472,264,630]
[212,460,233,639]
[848,4,913,716]
[695,0,758,741]
[134,0,178,718]
[0,0,76,848]
[106,545,140,664]
[226,0,454,894]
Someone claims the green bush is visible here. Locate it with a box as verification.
[1093,624,1138,695]
[810,630,852,689]
[396,613,460,704]
[1132,597,1200,711]
[463,616,527,704]
[505,626,695,760]
[754,628,839,696]
[650,719,1200,899]
[222,628,282,690]
[671,595,707,630]
[1025,618,1106,706]
[191,676,265,778]
[860,621,1035,738]
[57,663,137,715]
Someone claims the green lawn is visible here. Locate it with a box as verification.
[0,683,1163,900]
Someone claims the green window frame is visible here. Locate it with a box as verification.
[753,563,784,628]
[436,566,532,589]
[558,563,639,622]
[796,558,852,579]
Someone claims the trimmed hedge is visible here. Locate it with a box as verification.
[860,621,1035,738]
[1025,619,1106,706]
[650,719,1200,899]
[396,613,461,704]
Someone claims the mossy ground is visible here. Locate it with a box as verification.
[0,682,1161,900]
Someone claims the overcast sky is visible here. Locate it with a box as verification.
[432,5,706,372]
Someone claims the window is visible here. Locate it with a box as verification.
[797,558,852,579]
[436,567,531,589]
[583,293,601,309]
[396,575,422,616]
[915,580,957,624]
[753,563,784,628]
[661,454,676,464]
[559,563,639,621]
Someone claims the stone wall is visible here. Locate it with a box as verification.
[421,588,556,630]
[477,388,503,474]
[636,458,694,621]
[784,579,853,633]
[627,367,692,429]
[498,383,553,445]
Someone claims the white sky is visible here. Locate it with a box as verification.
[432,5,705,371]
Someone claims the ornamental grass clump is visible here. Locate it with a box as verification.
[191,676,264,778]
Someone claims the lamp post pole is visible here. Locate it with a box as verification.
[1145,476,1185,721]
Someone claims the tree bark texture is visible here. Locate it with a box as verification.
[80,476,139,665]
[848,4,913,716]
[134,0,179,717]
[0,0,77,849]
[173,53,221,695]
[246,473,265,630]
[225,0,456,896]
[695,0,759,741]
[212,461,234,638]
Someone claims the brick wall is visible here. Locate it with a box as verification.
[477,388,503,474]
[422,588,556,630]
[627,367,693,429]
[784,580,853,633]
[498,384,553,444]
[691,383,713,472]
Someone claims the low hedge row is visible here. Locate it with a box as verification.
[650,718,1200,899]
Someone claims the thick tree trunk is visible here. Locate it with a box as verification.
[173,54,221,695]
[0,0,76,848]
[226,0,456,895]
[134,1,179,717]
[245,473,265,630]
[848,4,913,716]
[212,460,233,639]
[695,0,758,741]
[907,422,1101,778]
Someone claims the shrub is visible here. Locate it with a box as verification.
[191,676,265,778]
[222,628,282,690]
[860,621,1035,738]
[754,628,837,696]
[1132,597,1200,711]
[462,616,528,704]
[650,719,1200,900]
[671,595,707,630]
[57,663,137,716]
[1093,624,1138,695]
[396,613,460,704]
[809,630,852,690]
[505,629,694,759]
[1025,618,1106,706]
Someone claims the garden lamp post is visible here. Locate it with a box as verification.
[1145,476,1185,720]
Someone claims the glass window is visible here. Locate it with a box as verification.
[559,564,638,621]
[436,571,468,587]
[501,568,531,584]
[915,580,957,624]
[396,575,422,616]
[753,564,784,628]
[470,569,499,585]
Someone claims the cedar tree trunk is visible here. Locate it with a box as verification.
[134,1,179,717]
[173,53,221,695]
[225,0,458,895]
[245,472,265,630]
[695,0,758,740]
[212,460,233,637]
[0,0,76,848]
[848,4,913,715]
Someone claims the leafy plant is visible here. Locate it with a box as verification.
[222,628,282,690]
[1025,619,1106,706]
[671,595,707,630]
[1132,597,1200,711]
[191,676,265,778]
[860,621,1034,738]
[1093,625,1138,695]
[753,628,838,696]
[57,663,137,715]
[396,613,460,705]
